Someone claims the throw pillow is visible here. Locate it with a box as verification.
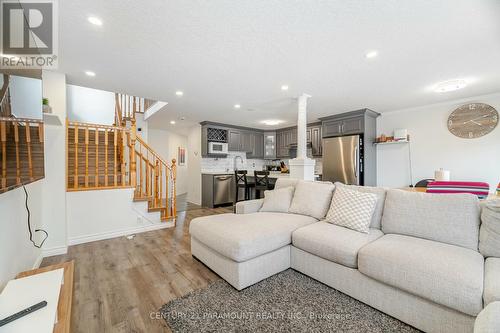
[334,182,387,229]
[259,186,295,213]
[480,199,500,257]
[288,181,335,219]
[325,186,377,233]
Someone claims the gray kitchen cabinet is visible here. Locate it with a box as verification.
[249,132,264,158]
[342,117,364,135]
[228,129,241,151]
[263,132,276,159]
[321,111,368,138]
[309,125,322,156]
[322,120,343,137]
[240,131,252,152]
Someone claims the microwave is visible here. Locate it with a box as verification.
[208,141,228,154]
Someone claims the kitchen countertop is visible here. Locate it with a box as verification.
[201,171,321,179]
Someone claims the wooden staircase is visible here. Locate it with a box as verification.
[1,74,45,193]
[66,93,176,222]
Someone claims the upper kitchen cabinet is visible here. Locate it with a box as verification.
[263,132,276,159]
[320,109,379,138]
[308,124,322,156]
[228,129,241,151]
[249,132,264,159]
[201,123,230,157]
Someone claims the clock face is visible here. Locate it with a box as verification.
[447,103,498,139]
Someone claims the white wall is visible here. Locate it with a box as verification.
[41,71,68,255]
[9,75,42,119]
[377,92,500,190]
[0,181,43,290]
[66,188,171,245]
[187,125,202,205]
[148,129,188,195]
[66,84,115,125]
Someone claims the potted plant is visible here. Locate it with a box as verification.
[42,98,52,114]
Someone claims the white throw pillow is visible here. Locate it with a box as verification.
[288,181,335,219]
[259,186,295,213]
[325,186,378,233]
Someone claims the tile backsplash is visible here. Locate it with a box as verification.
[201,152,266,173]
[201,152,323,174]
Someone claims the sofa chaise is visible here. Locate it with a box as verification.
[189,179,500,333]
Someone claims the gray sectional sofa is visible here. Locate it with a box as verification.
[189,179,500,333]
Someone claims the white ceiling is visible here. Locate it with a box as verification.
[58,0,500,133]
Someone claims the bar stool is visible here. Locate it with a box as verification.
[234,170,255,203]
[254,171,271,199]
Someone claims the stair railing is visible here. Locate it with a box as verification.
[131,126,177,219]
[0,74,12,118]
[115,93,156,121]
[1,117,44,191]
[66,119,129,191]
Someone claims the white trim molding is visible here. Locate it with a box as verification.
[42,246,68,258]
[68,221,175,246]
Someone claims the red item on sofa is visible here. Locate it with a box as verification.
[426,181,490,199]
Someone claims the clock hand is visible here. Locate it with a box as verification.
[471,120,481,126]
[463,114,488,125]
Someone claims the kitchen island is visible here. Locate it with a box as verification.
[201,171,321,208]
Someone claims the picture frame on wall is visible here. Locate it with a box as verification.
[178,147,186,166]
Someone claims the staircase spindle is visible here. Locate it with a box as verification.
[13,122,20,184]
[121,130,126,186]
[73,125,78,188]
[114,128,118,186]
[171,159,177,217]
[85,128,89,187]
[0,121,6,188]
[95,129,99,187]
[104,129,109,186]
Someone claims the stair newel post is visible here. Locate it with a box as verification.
[129,119,137,192]
[171,158,177,218]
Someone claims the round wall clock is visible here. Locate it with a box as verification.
[447,103,498,139]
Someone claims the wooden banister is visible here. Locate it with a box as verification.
[65,92,176,223]
[1,117,44,192]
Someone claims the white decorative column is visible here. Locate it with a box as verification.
[289,94,316,181]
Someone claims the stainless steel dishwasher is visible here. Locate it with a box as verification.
[213,175,235,206]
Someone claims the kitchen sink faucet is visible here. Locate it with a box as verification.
[233,155,244,171]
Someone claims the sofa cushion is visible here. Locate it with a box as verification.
[289,181,335,220]
[474,302,500,333]
[484,258,500,306]
[334,182,387,229]
[382,189,481,250]
[292,222,383,268]
[358,234,484,316]
[259,186,294,213]
[189,212,317,262]
[480,199,500,257]
[325,186,378,233]
[274,178,300,191]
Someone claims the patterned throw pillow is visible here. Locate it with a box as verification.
[325,186,378,233]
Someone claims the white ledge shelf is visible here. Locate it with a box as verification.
[373,140,409,145]
[43,113,62,126]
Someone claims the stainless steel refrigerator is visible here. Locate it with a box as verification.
[322,135,364,185]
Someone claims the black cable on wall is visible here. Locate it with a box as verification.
[22,185,48,248]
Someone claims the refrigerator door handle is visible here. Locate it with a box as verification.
[354,146,359,179]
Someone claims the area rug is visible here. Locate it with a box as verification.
[160,269,420,332]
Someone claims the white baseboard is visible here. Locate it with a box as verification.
[43,246,68,258]
[32,253,44,269]
[68,221,175,246]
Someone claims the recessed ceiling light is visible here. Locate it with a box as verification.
[85,71,96,77]
[175,91,183,96]
[281,85,289,91]
[365,50,378,59]
[170,120,176,125]
[88,16,103,26]
[234,104,241,109]
[433,79,468,93]
[261,120,284,126]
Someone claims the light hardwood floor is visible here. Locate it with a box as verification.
[41,205,232,333]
